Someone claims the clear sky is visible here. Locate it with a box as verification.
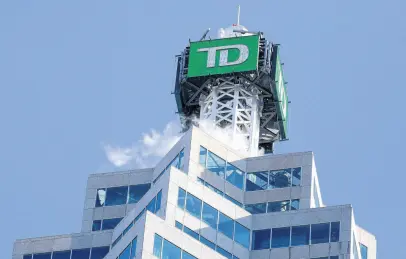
[1,1,404,258]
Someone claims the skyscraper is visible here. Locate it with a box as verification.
[13,22,376,259]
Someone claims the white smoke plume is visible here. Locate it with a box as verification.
[103,121,183,168]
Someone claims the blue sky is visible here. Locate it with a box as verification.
[1,0,405,258]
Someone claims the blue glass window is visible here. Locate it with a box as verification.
[52,251,70,259]
[175,221,183,230]
[178,188,186,209]
[105,186,128,206]
[153,234,163,258]
[91,247,110,259]
[291,199,300,210]
[330,222,340,242]
[130,237,137,258]
[204,182,223,196]
[23,255,32,259]
[183,225,200,240]
[146,197,157,213]
[202,202,218,229]
[252,229,270,250]
[135,209,145,222]
[245,203,266,214]
[102,218,122,230]
[225,163,244,189]
[234,222,250,248]
[218,212,234,239]
[92,220,102,231]
[129,183,151,204]
[292,167,301,186]
[179,149,185,170]
[112,234,122,247]
[182,251,197,259]
[199,146,207,166]
[246,172,268,191]
[95,188,106,207]
[311,223,330,244]
[155,190,162,212]
[123,222,134,236]
[71,248,90,259]
[271,227,290,248]
[33,253,51,259]
[330,256,339,259]
[216,246,232,259]
[162,239,181,259]
[200,236,216,249]
[269,169,291,189]
[206,151,226,177]
[167,154,180,170]
[291,225,310,246]
[119,244,131,259]
[268,200,290,212]
[185,193,202,218]
[360,243,368,259]
[224,194,243,208]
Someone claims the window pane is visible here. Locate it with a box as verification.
[131,237,137,259]
[33,253,51,259]
[202,202,218,229]
[218,212,234,239]
[175,221,183,230]
[177,188,186,209]
[105,186,128,206]
[178,149,185,170]
[252,229,270,250]
[123,221,134,236]
[292,167,301,186]
[268,200,290,212]
[112,234,122,248]
[200,236,216,249]
[224,194,243,208]
[183,225,199,240]
[269,169,291,189]
[225,163,244,189]
[205,182,223,196]
[162,239,181,259]
[23,255,32,259]
[135,209,145,222]
[246,172,268,191]
[95,188,106,207]
[71,249,90,259]
[331,256,339,259]
[360,243,368,259]
[206,151,226,177]
[216,246,232,259]
[290,199,300,210]
[182,251,196,259]
[199,146,207,166]
[129,183,151,204]
[245,203,266,214]
[153,234,163,258]
[185,193,202,218]
[52,251,71,259]
[311,223,330,244]
[155,190,162,212]
[234,222,250,248]
[119,244,131,259]
[168,154,180,170]
[330,222,340,242]
[102,218,122,230]
[271,227,290,248]
[291,225,310,246]
[91,247,110,259]
[147,197,157,213]
[92,220,101,231]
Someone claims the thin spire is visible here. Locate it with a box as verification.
[237,5,241,26]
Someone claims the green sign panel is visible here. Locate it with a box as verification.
[187,35,260,77]
[274,49,288,140]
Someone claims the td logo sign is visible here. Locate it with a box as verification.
[188,35,259,77]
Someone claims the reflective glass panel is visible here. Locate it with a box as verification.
[206,151,226,177]
[129,183,151,204]
[311,223,330,244]
[91,246,110,259]
[71,248,91,259]
[146,197,157,213]
[183,225,199,240]
[245,203,266,214]
[202,202,218,229]
[155,190,162,212]
[225,163,244,189]
[271,227,291,248]
[218,212,234,239]
[130,237,137,259]
[102,218,122,230]
[290,199,300,210]
[292,167,301,186]
[177,188,186,209]
[204,182,223,196]
[291,225,310,246]
[268,200,290,212]
[162,239,181,259]
[252,229,270,250]
[234,222,250,248]
[200,236,216,249]
[92,220,101,231]
[105,186,128,206]
[167,154,180,170]
[182,251,197,259]
[119,244,131,259]
[269,169,291,189]
[178,149,185,170]
[112,234,122,247]
[199,146,207,166]
[360,243,368,259]
[23,255,32,259]
[153,234,163,258]
[330,222,340,242]
[216,246,232,259]
[331,256,339,259]
[52,251,71,259]
[185,193,202,218]
[224,194,243,208]
[95,188,106,207]
[175,221,183,230]
[123,221,134,236]
[33,253,51,259]
[246,172,268,191]
[135,209,145,222]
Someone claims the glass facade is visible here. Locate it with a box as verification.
[92,217,123,231]
[153,234,197,259]
[117,237,137,259]
[360,243,368,259]
[196,177,243,208]
[24,247,109,259]
[244,199,300,214]
[96,184,151,208]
